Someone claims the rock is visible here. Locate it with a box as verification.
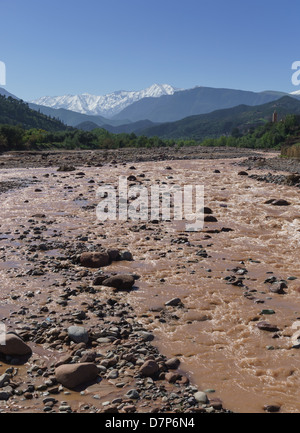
[68,326,89,344]
[139,331,154,342]
[165,372,181,383]
[107,249,121,262]
[55,363,99,389]
[165,357,181,370]
[102,274,135,291]
[257,322,279,332]
[0,391,11,401]
[126,389,140,399]
[209,398,223,410]
[55,355,73,368]
[139,360,160,377]
[0,333,32,356]
[290,330,300,348]
[165,298,182,307]
[260,309,275,315]
[264,404,281,413]
[285,174,300,185]
[120,251,133,261]
[269,281,287,294]
[194,391,209,404]
[80,252,110,268]
[107,369,119,380]
[80,351,97,363]
[123,405,136,413]
[204,215,218,222]
[57,165,76,172]
[270,199,291,206]
[201,207,213,214]
[0,373,10,388]
[238,171,248,176]
[92,274,109,286]
[179,375,190,385]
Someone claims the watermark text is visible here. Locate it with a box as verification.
[0,61,6,86]
[96,176,205,232]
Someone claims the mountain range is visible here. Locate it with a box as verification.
[2,84,300,142]
[29,84,300,127]
[31,84,179,118]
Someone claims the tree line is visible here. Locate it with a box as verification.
[1,114,300,153]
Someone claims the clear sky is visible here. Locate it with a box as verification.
[1,0,300,100]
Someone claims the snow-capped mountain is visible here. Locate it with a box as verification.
[290,90,300,96]
[31,84,180,118]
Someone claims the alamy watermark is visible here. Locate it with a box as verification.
[292,61,300,86]
[0,322,6,346]
[96,176,205,231]
[0,60,6,86]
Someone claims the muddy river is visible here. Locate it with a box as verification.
[0,152,300,413]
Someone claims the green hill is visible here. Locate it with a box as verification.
[0,95,69,131]
[139,96,300,140]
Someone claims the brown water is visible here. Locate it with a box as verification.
[1,156,300,413]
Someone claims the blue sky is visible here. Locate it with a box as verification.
[1,0,300,100]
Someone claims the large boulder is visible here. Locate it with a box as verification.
[102,274,135,291]
[0,333,32,356]
[80,252,110,268]
[55,363,99,389]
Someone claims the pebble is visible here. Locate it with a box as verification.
[126,389,140,400]
[194,391,209,404]
[107,369,119,379]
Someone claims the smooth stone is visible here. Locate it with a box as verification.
[0,333,32,356]
[194,391,209,404]
[80,252,110,268]
[55,363,99,389]
[67,326,89,344]
[102,274,135,291]
[139,360,160,377]
[120,251,133,261]
[165,357,180,370]
[257,322,279,332]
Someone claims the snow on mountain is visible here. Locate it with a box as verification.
[31,84,180,118]
[290,90,300,96]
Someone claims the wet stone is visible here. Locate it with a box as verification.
[67,326,89,344]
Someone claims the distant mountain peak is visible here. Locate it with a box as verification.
[30,84,180,118]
